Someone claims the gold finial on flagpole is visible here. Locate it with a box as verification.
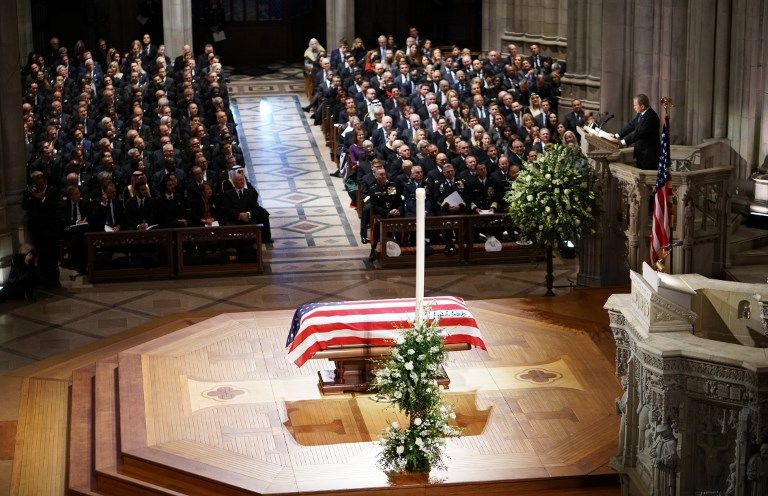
[660,97,673,114]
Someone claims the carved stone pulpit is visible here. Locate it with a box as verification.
[606,266,768,496]
[576,127,629,286]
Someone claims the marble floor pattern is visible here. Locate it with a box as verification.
[0,66,583,374]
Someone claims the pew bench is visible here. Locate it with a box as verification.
[85,225,263,282]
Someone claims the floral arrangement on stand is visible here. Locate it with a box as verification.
[504,144,599,295]
[374,318,460,473]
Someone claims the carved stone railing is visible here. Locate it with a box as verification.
[576,132,733,286]
[610,161,732,277]
[605,264,768,496]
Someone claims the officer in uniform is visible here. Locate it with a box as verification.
[359,159,385,244]
[367,168,404,262]
[466,162,505,241]
[432,163,467,215]
[431,163,466,252]
[467,162,502,213]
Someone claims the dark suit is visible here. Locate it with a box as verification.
[125,195,156,229]
[564,111,585,135]
[220,187,272,243]
[154,193,187,228]
[89,198,125,230]
[618,108,661,170]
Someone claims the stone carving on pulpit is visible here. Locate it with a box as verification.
[747,443,768,495]
[606,268,768,495]
[651,423,678,496]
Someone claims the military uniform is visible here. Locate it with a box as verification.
[432,177,467,214]
[403,180,432,217]
[466,175,503,212]
[369,180,403,219]
[367,179,404,262]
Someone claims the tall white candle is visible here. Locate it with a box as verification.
[415,187,426,325]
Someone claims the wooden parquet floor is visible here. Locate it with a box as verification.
[1,291,623,495]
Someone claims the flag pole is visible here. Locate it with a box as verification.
[415,187,426,325]
[661,97,673,273]
[651,97,673,272]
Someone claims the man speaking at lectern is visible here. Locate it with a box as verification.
[609,94,660,170]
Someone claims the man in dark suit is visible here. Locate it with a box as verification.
[612,94,661,170]
[221,173,273,243]
[125,182,156,230]
[154,174,188,228]
[564,99,585,136]
[329,39,349,72]
[140,33,158,68]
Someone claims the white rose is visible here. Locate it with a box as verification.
[414,437,424,447]
[526,194,534,201]
[395,335,405,345]
[396,445,405,455]
[404,361,414,370]
[545,206,551,213]
[545,173,552,180]
[413,417,422,426]
[407,348,415,355]
[391,421,400,429]
[394,390,402,398]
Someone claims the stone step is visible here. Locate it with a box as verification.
[725,264,768,284]
[731,248,768,267]
[730,225,768,253]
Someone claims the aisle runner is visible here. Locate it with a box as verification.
[231,94,358,250]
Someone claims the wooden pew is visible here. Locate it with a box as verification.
[86,230,175,283]
[175,225,263,277]
[377,215,466,267]
[86,225,264,283]
[376,214,544,268]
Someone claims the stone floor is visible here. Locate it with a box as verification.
[0,65,583,374]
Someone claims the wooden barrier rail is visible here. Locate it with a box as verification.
[377,214,544,268]
[86,225,263,282]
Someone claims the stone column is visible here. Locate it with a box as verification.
[500,0,567,63]
[711,0,731,140]
[325,0,354,56]
[162,0,193,59]
[0,0,27,251]
[16,0,32,66]
[561,0,602,111]
[482,0,508,52]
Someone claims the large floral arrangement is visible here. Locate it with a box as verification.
[504,144,598,247]
[374,318,460,472]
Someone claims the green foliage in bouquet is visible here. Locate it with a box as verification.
[504,144,599,247]
[374,319,460,472]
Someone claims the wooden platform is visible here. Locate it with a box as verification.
[1,292,624,495]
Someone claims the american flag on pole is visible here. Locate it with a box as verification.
[285,296,486,366]
[650,112,671,265]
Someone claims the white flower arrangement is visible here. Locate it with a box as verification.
[504,144,598,248]
[375,318,460,472]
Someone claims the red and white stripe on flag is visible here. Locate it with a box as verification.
[651,114,671,264]
[285,296,486,367]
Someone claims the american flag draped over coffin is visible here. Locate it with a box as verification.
[285,296,487,366]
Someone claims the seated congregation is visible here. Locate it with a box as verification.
[304,30,583,261]
[19,34,272,290]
